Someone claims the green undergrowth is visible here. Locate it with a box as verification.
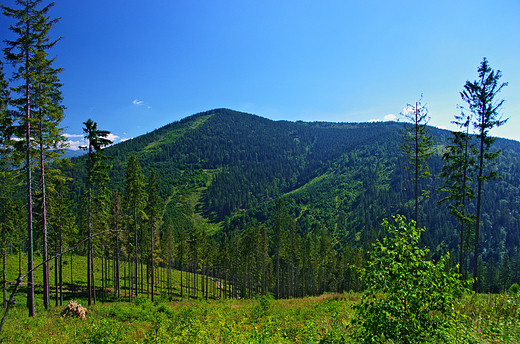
[1,292,519,343]
[1,293,355,343]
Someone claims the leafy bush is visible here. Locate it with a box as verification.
[508,283,520,295]
[354,215,468,343]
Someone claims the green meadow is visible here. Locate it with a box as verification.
[1,253,519,343]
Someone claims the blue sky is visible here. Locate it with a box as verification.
[2,0,519,149]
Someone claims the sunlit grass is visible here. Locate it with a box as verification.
[2,253,519,343]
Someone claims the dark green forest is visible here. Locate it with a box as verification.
[62,108,520,295]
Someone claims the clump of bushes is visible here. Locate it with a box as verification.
[354,215,468,343]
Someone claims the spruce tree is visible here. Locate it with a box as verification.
[400,99,435,226]
[460,57,508,291]
[47,164,76,306]
[124,155,146,299]
[145,169,161,301]
[33,28,65,311]
[438,114,477,277]
[81,119,112,306]
[109,190,125,299]
[2,0,62,316]
[271,198,292,299]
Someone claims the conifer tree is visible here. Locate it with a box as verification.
[271,198,292,299]
[109,190,125,299]
[460,57,508,291]
[32,28,65,311]
[2,0,62,316]
[438,114,477,277]
[498,254,511,293]
[0,67,19,308]
[145,169,161,301]
[400,99,435,226]
[124,155,146,299]
[47,164,76,306]
[82,119,112,306]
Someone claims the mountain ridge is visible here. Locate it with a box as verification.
[66,108,520,266]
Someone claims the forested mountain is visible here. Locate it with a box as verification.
[65,108,520,280]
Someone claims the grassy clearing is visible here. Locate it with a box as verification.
[1,293,355,343]
[2,253,520,343]
[2,292,519,343]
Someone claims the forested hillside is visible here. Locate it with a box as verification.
[65,108,520,287]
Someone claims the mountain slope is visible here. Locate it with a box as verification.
[66,108,520,265]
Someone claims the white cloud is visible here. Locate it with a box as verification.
[66,140,84,151]
[106,133,120,142]
[120,137,132,142]
[368,118,380,123]
[65,133,120,149]
[384,114,397,121]
[132,99,144,106]
[64,133,84,138]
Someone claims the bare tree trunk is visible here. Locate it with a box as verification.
[39,118,50,311]
[473,129,485,292]
[150,216,155,302]
[3,246,6,308]
[116,235,120,299]
[87,181,92,306]
[55,237,58,307]
[24,9,35,317]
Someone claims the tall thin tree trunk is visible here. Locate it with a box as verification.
[150,217,154,302]
[459,124,470,279]
[92,253,96,304]
[55,236,58,307]
[116,235,120,299]
[87,182,92,306]
[101,246,105,304]
[134,207,138,298]
[39,118,49,310]
[473,126,485,292]
[25,21,35,316]
[70,250,74,297]
[59,226,63,305]
[3,246,6,309]
[414,103,419,226]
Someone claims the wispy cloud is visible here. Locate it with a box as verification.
[64,133,84,138]
[369,118,380,123]
[132,99,144,106]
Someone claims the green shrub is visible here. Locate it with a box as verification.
[354,215,468,343]
[508,283,520,295]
